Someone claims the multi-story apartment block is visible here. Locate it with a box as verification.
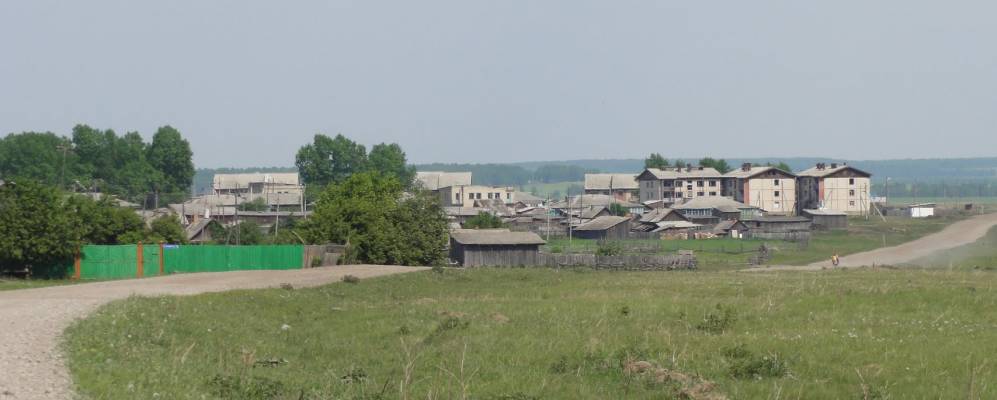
[797,163,872,215]
[637,166,723,205]
[722,164,797,215]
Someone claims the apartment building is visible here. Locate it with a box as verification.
[797,163,872,215]
[722,164,797,215]
[637,166,723,205]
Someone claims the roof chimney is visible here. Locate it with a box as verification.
[816,163,825,170]
[831,163,838,169]
[742,163,752,171]
[698,166,704,171]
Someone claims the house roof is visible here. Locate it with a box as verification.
[573,216,630,231]
[743,216,812,223]
[723,166,796,179]
[415,171,473,190]
[450,229,546,245]
[579,206,609,220]
[584,174,639,190]
[673,197,755,213]
[797,164,872,178]
[713,220,745,232]
[639,208,687,223]
[551,194,642,209]
[213,173,299,190]
[637,167,722,180]
[652,221,701,232]
[185,218,214,241]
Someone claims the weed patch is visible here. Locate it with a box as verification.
[696,304,737,334]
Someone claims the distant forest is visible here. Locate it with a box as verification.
[193,157,997,199]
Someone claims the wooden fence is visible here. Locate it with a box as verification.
[538,253,696,271]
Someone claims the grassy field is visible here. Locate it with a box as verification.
[65,268,997,399]
[545,215,965,270]
[0,278,75,291]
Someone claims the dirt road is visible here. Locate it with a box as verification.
[752,212,997,272]
[0,265,426,400]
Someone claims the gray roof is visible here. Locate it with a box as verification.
[551,194,642,209]
[213,172,299,190]
[639,208,685,223]
[579,206,608,219]
[573,216,630,231]
[743,216,812,223]
[584,174,639,190]
[652,221,701,232]
[673,197,755,213]
[638,167,722,180]
[723,166,796,179]
[797,164,872,178]
[450,229,546,245]
[415,171,473,190]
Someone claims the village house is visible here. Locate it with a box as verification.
[414,171,473,191]
[584,174,639,203]
[438,185,517,207]
[742,216,813,241]
[672,197,761,226]
[633,208,690,232]
[797,163,872,215]
[722,164,798,215]
[802,209,849,229]
[637,166,724,206]
[572,216,631,240]
[449,229,545,267]
[213,172,302,197]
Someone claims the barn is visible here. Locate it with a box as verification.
[743,216,813,240]
[802,209,849,230]
[449,229,546,267]
[572,216,631,240]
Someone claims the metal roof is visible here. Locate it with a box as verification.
[213,173,299,190]
[584,174,639,190]
[638,167,722,180]
[573,216,630,231]
[723,166,796,179]
[415,171,473,190]
[797,164,872,178]
[802,209,847,216]
[450,229,546,245]
[673,197,755,213]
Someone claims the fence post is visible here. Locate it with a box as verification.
[159,242,165,276]
[73,248,81,280]
[137,242,144,278]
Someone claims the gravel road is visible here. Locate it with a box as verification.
[0,265,426,400]
[750,212,997,272]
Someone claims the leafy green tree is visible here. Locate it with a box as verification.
[295,134,368,188]
[609,203,629,217]
[463,212,505,229]
[0,180,77,275]
[644,153,670,169]
[674,160,687,169]
[368,143,416,188]
[65,195,146,245]
[146,126,195,196]
[301,172,446,266]
[699,157,733,174]
[147,216,188,244]
[237,197,269,212]
[0,132,78,186]
[775,162,793,173]
[228,221,264,245]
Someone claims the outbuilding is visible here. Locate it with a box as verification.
[449,229,546,267]
[743,216,812,241]
[572,216,631,240]
[802,209,848,230]
[907,203,936,218]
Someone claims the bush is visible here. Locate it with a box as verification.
[596,241,623,256]
[696,304,737,334]
[723,344,790,379]
[341,275,360,284]
[311,256,322,268]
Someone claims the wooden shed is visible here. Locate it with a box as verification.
[572,216,631,240]
[802,209,848,230]
[743,216,812,241]
[449,229,546,267]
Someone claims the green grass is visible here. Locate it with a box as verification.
[913,225,997,270]
[544,215,964,270]
[0,278,75,291]
[66,268,997,399]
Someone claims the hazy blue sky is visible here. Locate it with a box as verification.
[2,1,995,167]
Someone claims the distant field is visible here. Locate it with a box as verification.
[67,268,997,399]
[545,214,965,270]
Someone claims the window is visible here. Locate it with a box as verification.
[774,191,781,197]
[709,191,717,196]
[687,185,693,190]
[697,191,704,197]
[664,192,672,198]
[455,193,461,202]
[663,181,672,187]
[506,193,511,200]
[849,189,856,196]
[849,201,856,206]
[697,181,704,187]
[494,193,500,199]
[487,193,493,199]
[774,179,780,186]
[849,178,855,185]
[709,181,717,187]
[476,193,482,199]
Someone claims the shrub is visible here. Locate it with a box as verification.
[596,241,623,256]
[696,304,737,334]
[341,275,360,284]
[311,256,322,268]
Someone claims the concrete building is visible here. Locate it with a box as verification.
[438,185,517,207]
[723,164,798,215]
[449,229,546,267]
[637,166,724,206]
[797,163,872,215]
[415,171,473,191]
[584,174,639,202]
[213,173,301,197]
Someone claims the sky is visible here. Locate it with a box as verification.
[2,1,996,168]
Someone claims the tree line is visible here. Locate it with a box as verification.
[0,125,195,206]
[644,153,791,174]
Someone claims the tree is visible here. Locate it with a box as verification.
[295,134,368,188]
[674,160,687,169]
[644,153,670,169]
[0,180,77,276]
[229,221,264,245]
[65,194,146,245]
[368,142,416,188]
[609,203,629,217]
[699,157,733,174]
[765,161,793,173]
[463,212,505,229]
[301,172,447,266]
[0,132,78,186]
[146,125,195,196]
[237,197,269,212]
[147,216,188,244]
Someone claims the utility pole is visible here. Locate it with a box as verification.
[56,144,70,189]
[235,183,240,246]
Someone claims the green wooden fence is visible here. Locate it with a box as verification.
[75,244,304,280]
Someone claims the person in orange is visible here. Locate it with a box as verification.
[831,253,840,267]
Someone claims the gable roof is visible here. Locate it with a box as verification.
[724,166,796,179]
[713,220,749,233]
[415,171,473,190]
[579,206,609,220]
[574,216,630,231]
[797,164,872,178]
[450,229,546,245]
[639,208,688,223]
[652,221,702,232]
[673,197,756,213]
[584,174,639,190]
[637,167,722,180]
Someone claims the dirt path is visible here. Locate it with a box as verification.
[750,212,997,272]
[0,265,426,400]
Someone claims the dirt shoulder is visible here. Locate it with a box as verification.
[748,212,997,272]
[0,265,426,400]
